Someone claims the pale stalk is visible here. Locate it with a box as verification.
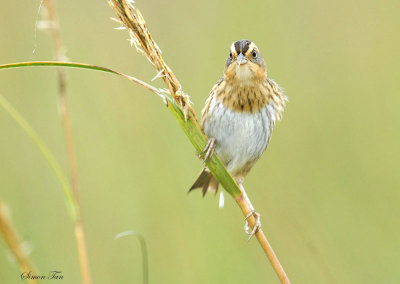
[0,200,39,284]
[42,1,91,283]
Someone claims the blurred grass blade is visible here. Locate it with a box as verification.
[0,200,39,284]
[115,230,148,284]
[40,3,93,281]
[0,94,78,220]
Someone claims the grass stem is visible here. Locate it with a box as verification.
[42,1,91,283]
[0,200,39,284]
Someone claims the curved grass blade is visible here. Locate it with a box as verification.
[115,230,148,284]
[0,94,78,220]
[0,61,242,197]
[0,61,162,96]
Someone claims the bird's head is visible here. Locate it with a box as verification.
[224,39,267,84]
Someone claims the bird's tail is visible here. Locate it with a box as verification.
[189,168,219,196]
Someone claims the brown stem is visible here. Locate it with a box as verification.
[43,1,91,283]
[234,193,291,284]
[0,200,39,284]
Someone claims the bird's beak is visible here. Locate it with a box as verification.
[237,53,248,65]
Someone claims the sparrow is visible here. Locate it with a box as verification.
[189,39,287,238]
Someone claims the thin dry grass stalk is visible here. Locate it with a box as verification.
[0,200,39,284]
[42,1,91,283]
[108,1,290,283]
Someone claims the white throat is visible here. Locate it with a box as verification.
[234,65,254,85]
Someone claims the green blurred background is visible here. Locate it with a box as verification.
[1,0,399,283]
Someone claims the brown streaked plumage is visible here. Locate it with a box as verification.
[190,39,287,196]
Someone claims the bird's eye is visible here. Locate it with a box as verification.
[229,52,232,58]
[252,50,257,58]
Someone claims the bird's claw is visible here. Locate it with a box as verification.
[199,138,216,162]
[244,210,261,241]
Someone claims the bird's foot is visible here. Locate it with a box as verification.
[244,210,261,241]
[199,138,216,162]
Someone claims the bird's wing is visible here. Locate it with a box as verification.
[201,77,224,128]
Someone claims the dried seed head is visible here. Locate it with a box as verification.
[108,0,196,118]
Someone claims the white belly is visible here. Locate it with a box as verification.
[203,99,275,176]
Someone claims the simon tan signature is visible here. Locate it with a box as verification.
[21,271,64,280]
